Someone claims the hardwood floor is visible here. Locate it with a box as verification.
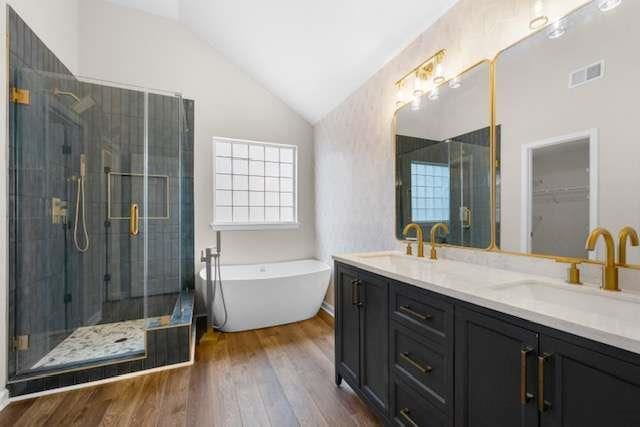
[0,314,379,426]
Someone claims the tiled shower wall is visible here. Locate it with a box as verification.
[8,7,194,377]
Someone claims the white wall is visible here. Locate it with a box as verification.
[314,0,586,306]
[6,0,79,73]
[77,0,316,309]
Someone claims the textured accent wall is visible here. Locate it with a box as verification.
[314,0,586,305]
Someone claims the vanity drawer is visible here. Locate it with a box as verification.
[392,375,447,427]
[390,281,453,343]
[391,322,449,410]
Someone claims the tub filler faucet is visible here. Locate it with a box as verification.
[201,231,227,329]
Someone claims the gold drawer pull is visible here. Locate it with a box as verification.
[399,408,419,427]
[538,353,552,413]
[520,347,534,404]
[401,352,432,374]
[399,305,431,321]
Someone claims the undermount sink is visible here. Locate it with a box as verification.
[354,252,436,271]
[487,280,640,324]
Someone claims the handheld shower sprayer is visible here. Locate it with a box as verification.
[73,154,89,252]
[202,231,227,329]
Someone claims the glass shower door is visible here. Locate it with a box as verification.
[448,139,491,248]
[9,66,150,378]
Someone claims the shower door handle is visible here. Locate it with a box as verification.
[130,203,140,236]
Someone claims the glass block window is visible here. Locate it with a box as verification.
[411,162,450,222]
[213,137,297,226]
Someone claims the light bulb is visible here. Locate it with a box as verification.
[433,63,445,85]
[395,83,407,108]
[428,87,439,101]
[449,76,461,89]
[411,94,421,111]
[547,18,567,39]
[598,0,621,11]
[529,0,549,29]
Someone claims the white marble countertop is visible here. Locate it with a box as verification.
[333,251,640,355]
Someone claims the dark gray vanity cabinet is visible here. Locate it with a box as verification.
[538,334,640,427]
[335,263,389,417]
[334,262,640,426]
[454,307,539,427]
[335,264,360,386]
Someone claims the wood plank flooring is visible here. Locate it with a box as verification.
[0,314,379,426]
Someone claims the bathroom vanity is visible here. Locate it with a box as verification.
[334,252,640,426]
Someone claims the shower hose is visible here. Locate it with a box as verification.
[73,175,90,252]
[207,253,228,329]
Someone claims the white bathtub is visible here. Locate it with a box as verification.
[199,259,331,332]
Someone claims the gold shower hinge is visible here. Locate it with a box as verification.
[14,335,29,351]
[10,87,30,105]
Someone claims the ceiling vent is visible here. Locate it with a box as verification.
[569,61,605,89]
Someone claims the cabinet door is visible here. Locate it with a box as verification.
[335,264,360,387]
[359,271,389,414]
[539,334,640,427]
[455,307,539,427]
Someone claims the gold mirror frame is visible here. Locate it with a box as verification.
[393,59,494,250]
[393,0,640,272]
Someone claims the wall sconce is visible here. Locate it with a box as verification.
[395,49,446,110]
[529,0,549,30]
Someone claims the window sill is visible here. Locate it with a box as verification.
[210,222,300,231]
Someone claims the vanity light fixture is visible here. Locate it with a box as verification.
[433,62,445,85]
[395,81,407,108]
[394,49,446,109]
[598,0,621,11]
[449,76,461,89]
[529,0,549,30]
[547,18,567,39]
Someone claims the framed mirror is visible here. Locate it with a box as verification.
[495,0,638,263]
[395,61,492,248]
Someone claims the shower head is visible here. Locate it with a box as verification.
[53,88,96,114]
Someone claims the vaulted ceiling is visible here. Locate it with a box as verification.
[107,0,458,123]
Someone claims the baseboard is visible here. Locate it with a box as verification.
[0,388,9,412]
[320,301,334,316]
[318,301,335,327]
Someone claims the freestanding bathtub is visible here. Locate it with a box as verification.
[199,259,331,332]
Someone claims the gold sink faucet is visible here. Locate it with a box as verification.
[585,227,619,291]
[618,226,639,267]
[429,223,449,260]
[403,223,425,258]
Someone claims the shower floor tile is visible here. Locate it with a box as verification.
[32,319,146,370]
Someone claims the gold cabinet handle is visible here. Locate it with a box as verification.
[351,280,358,306]
[130,203,139,236]
[400,352,432,374]
[399,408,419,427]
[399,305,431,321]
[538,353,552,413]
[520,347,534,404]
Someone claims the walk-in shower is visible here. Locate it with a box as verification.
[7,7,195,396]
